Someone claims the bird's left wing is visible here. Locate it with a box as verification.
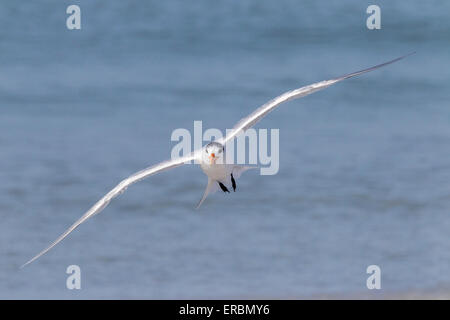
[220,53,414,145]
[21,152,198,268]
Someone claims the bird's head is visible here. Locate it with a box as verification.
[203,142,225,165]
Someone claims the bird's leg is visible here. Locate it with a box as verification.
[231,174,236,192]
[218,182,230,193]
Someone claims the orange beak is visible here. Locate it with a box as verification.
[209,153,216,164]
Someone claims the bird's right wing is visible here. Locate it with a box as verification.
[21,152,198,268]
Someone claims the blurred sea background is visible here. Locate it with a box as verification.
[1,0,449,299]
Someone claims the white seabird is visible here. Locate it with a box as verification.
[22,53,414,267]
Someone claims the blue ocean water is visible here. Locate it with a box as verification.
[1,1,450,298]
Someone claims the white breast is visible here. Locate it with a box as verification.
[200,162,232,181]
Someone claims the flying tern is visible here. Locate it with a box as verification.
[22,53,414,267]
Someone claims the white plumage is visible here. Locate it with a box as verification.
[22,53,413,267]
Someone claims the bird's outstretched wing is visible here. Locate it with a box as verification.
[220,53,415,145]
[21,153,197,268]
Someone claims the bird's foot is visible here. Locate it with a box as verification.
[218,182,230,193]
[231,174,236,192]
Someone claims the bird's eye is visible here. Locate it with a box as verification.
[206,150,209,154]
[218,149,222,153]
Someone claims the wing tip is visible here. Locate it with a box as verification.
[20,250,46,268]
[337,51,416,82]
[20,259,34,269]
[405,51,417,57]
[393,51,416,62]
